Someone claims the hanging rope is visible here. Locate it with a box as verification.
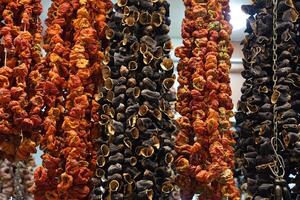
[269,0,291,199]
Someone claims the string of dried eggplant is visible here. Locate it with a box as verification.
[236,0,300,199]
[175,0,240,199]
[275,1,300,198]
[235,1,275,199]
[93,0,178,199]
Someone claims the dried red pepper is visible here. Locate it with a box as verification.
[0,0,43,161]
[32,0,111,199]
[175,0,240,199]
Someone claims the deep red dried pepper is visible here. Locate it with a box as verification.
[32,0,111,199]
[175,0,240,199]
[0,0,43,161]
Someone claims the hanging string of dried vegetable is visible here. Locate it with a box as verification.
[0,0,43,161]
[33,0,77,198]
[175,0,239,199]
[268,0,297,199]
[274,0,300,198]
[59,0,112,199]
[235,1,275,199]
[0,157,35,200]
[93,0,178,199]
[33,0,111,199]
[236,0,300,199]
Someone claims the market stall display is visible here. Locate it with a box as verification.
[0,0,298,199]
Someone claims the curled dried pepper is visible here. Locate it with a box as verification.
[0,0,43,161]
[33,0,111,199]
[175,0,240,199]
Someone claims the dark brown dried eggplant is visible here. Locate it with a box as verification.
[93,0,177,199]
[236,1,300,199]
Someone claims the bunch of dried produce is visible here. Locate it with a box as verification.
[33,0,112,199]
[92,0,178,199]
[0,159,14,199]
[33,0,76,198]
[235,1,275,199]
[0,0,43,161]
[0,157,35,200]
[273,1,300,199]
[175,0,239,199]
[236,0,300,199]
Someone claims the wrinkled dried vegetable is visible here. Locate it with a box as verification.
[236,1,300,199]
[93,0,178,199]
[175,0,240,199]
[0,157,35,200]
[33,0,111,199]
[0,0,43,161]
[235,1,275,199]
[281,1,300,198]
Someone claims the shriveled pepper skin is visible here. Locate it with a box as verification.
[175,0,240,199]
[0,0,43,161]
[32,0,112,199]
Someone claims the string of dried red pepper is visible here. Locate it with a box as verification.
[33,0,78,198]
[0,0,43,161]
[175,0,240,199]
[33,0,111,199]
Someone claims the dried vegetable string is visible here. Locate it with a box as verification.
[271,0,299,199]
[0,157,35,200]
[94,0,178,199]
[33,0,111,199]
[33,0,78,198]
[235,0,278,199]
[175,0,239,199]
[0,0,43,161]
[290,1,300,197]
[236,0,300,199]
[59,0,112,199]
[268,0,289,199]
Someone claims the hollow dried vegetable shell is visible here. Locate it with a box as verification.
[92,0,178,199]
[236,1,300,199]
